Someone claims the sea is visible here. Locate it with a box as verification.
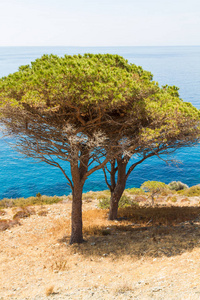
[0,46,200,199]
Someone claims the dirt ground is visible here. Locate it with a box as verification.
[1,195,200,299]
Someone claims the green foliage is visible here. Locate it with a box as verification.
[178,185,200,197]
[118,195,138,208]
[98,197,110,209]
[126,188,145,195]
[141,181,168,206]
[1,53,199,142]
[168,181,188,191]
[167,196,177,203]
[141,181,168,194]
[98,195,138,209]
[0,195,61,208]
[0,54,155,112]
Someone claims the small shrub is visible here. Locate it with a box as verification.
[170,196,177,203]
[45,286,54,296]
[0,195,61,208]
[51,260,69,271]
[168,181,189,191]
[12,207,35,219]
[0,209,7,216]
[98,197,110,209]
[13,210,30,219]
[141,181,168,206]
[0,219,10,231]
[178,185,200,197]
[96,190,110,200]
[98,195,138,209]
[114,283,134,295]
[0,198,14,208]
[119,195,138,208]
[126,188,145,195]
[0,219,20,231]
[36,192,42,198]
[37,210,48,216]
[134,195,147,202]
[181,197,190,203]
[160,190,170,196]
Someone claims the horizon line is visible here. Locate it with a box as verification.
[0,45,200,48]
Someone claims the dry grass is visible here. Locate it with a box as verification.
[0,218,20,231]
[0,209,6,215]
[45,285,54,296]
[82,190,110,202]
[0,195,62,208]
[113,282,134,295]
[1,197,200,299]
[50,259,69,272]
[47,205,200,261]
[181,197,190,203]
[12,206,36,219]
[37,209,48,216]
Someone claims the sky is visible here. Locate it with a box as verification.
[0,0,200,46]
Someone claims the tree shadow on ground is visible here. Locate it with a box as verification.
[59,206,200,259]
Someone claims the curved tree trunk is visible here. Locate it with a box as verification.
[108,158,126,220]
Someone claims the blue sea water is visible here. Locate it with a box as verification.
[0,46,200,199]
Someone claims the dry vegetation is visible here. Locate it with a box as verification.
[1,189,200,299]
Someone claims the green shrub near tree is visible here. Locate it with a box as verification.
[141,181,168,206]
[168,181,189,191]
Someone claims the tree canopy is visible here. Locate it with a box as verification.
[0,53,200,241]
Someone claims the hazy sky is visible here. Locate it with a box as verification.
[0,0,200,46]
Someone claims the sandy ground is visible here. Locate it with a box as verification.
[1,197,200,299]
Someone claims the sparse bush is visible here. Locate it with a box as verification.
[134,195,147,203]
[181,197,190,203]
[98,197,110,209]
[119,195,138,208]
[170,196,177,203]
[36,192,42,198]
[98,195,138,209]
[0,195,61,209]
[178,185,200,197]
[126,188,145,195]
[12,206,36,219]
[51,260,69,272]
[37,210,48,216]
[13,208,30,219]
[45,286,54,296]
[0,198,14,208]
[0,219,20,231]
[168,181,189,191]
[96,190,110,200]
[114,282,134,295]
[141,181,168,206]
[0,219,10,231]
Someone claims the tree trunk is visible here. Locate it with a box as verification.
[108,158,126,220]
[70,183,84,244]
[109,187,124,220]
